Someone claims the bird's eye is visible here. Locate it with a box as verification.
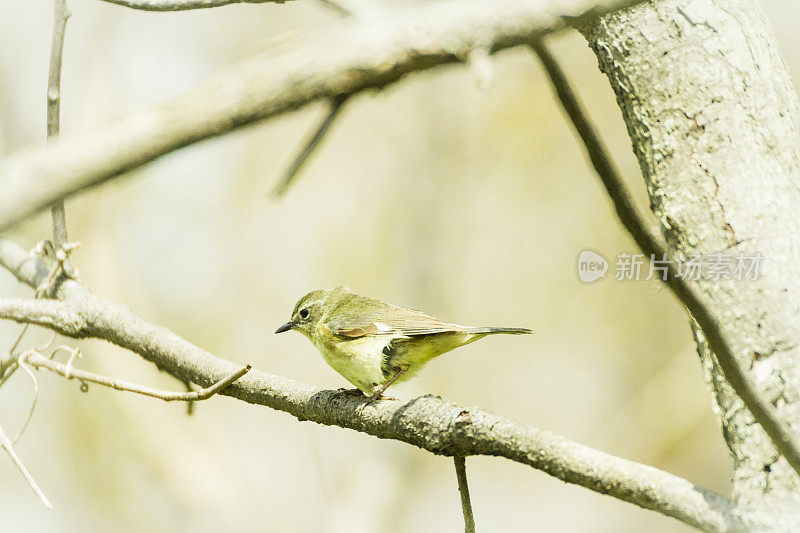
[299,308,309,319]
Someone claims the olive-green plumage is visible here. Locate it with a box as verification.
[276,286,532,400]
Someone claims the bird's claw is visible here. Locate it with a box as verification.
[354,393,397,415]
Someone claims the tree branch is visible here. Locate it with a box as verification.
[454,456,475,533]
[313,0,372,18]
[272,96,348,196]
[531,38,800,478]
[0,239,49,289]
[0,0,647,231]
[24,351,251,402]
[47,0,71,250]
[0,422,52,509]
[0,238,737,531]
[315,0,353,17]
[0,8,74,504]
[96,0,293,10]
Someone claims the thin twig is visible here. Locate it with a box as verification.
[530,40,800,476]
[0,324,30,387]
[0,422,52,509]
[182,378,196,415]
[47,0,70,250]
[316,0,351,17]
[272,95,349,197]
[0,360,19,388]
[0,238,48,402]
[25,352,251,402]
[9,324,31,356]
[0,243,48,387]
[454,456,475,533]
[315,0,375,17]
[13,354,40,444]
[1,241,78,390]
[10,336,57,443]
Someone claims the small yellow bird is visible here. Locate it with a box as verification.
[275,286,532,406]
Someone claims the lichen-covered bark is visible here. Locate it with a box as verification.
[581,0,800,526]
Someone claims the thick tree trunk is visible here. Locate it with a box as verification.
[580,0,800,527]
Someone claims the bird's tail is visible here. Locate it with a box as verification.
[466,327,533,335]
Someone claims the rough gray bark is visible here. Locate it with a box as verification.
[580,0,800,527]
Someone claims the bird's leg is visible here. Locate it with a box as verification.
[356,369,406,413]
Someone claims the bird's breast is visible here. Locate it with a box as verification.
[310,328,387,394]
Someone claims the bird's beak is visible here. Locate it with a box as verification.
[275,321,294,334]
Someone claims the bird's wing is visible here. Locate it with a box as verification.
[326,306,467,338]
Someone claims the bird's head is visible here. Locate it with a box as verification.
[275,288,336,337]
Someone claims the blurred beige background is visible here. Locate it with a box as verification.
[1,1,798,531]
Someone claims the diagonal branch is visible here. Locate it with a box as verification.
[0,422,52,509]
[24,351,251,402]
[0,0,648,231]
[272,95,348,196]
[0,238,737,531]
[97,0,295,10]
[315,0,353,17]
[530,39,800,478]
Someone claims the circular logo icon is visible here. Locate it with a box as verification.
[578,250,608,283]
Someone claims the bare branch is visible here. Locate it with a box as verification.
[0,239,49,288]
[181,378,196,415]
[24,352,251,401]
[1,240,80,387]
[96,0,295,11]
[530,39,800,478]
[0,0,648,231]
[0,297,86,335]
[272,96,348,197]
[315,0,373,18]
[0,0,73,400]
[13,353,41,443]
[0,422,52,509]
[454,456,475,533]
[47,0,70,250]
[0,239,737,531]
[315,0,351,17]
[8,326,31,359]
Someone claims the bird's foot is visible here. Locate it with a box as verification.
[354,393,397,415]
